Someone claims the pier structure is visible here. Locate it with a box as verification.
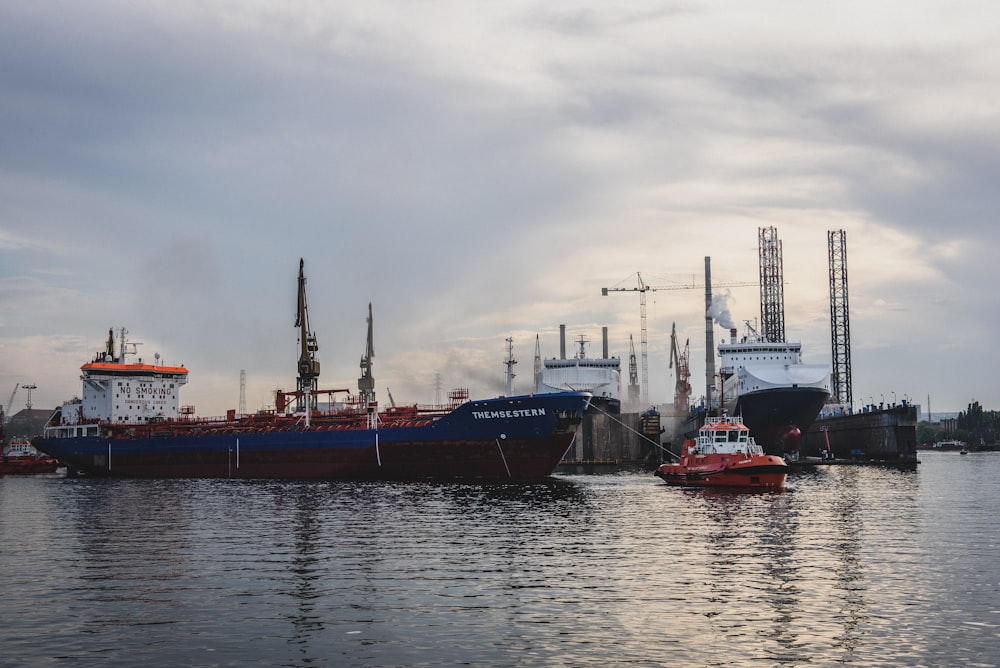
[800,403,918,465]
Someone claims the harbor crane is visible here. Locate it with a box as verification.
[295,258,320,412]
[358,302,375,406]
[669,323,691,414]
[627,335,639,407]
[602,272,755,405]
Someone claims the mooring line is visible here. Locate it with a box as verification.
[496,438,512,478]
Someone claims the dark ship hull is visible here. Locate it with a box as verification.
[37,392,592,480]
[731,386,830,455]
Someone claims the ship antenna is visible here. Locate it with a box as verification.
[118,327,128,363]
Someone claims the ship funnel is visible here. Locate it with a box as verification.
[602,327,609,359]
[731,328,737,344]
[559,324,566,360]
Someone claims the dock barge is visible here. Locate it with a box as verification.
[797,403,919,468]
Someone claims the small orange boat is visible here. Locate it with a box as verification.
[655,414,787,489]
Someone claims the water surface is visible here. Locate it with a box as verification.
[1,451,997,666]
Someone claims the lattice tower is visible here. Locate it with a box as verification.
[828,229,853,406]
[758,226,786,343]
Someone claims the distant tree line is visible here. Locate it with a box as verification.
[918,400,1000,448]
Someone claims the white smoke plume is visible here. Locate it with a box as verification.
[708,290,737,330]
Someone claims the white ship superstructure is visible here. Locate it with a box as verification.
[536,333,621,413]
[46,328,188,439]
[719,332,830,407]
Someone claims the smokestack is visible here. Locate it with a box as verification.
[602,327,609,359]
[559,324,566,360]
[705,256,715,408]
[730,328,737,344]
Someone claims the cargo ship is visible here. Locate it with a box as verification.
[717,325,831,456]
[36,328,590,480]
[34,261,592,480]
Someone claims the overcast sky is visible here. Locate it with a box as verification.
[2,1,997,417]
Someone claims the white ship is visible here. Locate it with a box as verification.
[718,325,831,454]
[535,328,621,414]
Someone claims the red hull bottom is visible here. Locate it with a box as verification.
[58,436,577,481]
[0,457,60,475]
[655,462,787,489]
[654,470,787,489]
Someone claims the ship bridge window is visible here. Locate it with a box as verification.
[728,431,739,442]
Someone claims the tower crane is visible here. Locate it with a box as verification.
[602,272,755,404]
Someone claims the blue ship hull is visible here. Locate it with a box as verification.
[36,392,591,480]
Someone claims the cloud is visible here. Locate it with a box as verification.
[2,1,999,413]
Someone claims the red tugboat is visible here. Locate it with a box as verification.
[655,414,787,489]
[1,437,59,475]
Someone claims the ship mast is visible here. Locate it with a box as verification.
[295,258,320,412]
[358,302,375,405]
[532,335,541,394]
[504,337,517,396]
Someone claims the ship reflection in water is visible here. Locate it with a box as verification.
[1,453,997,666]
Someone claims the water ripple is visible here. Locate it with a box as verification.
[1,453,998,666]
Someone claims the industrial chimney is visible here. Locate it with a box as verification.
[705,256,715,409]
